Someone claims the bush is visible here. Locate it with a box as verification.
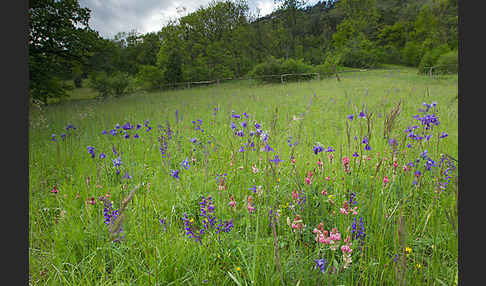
[249,57,316,83]
[401,41,424,67]
[89,71,134,98]
[88,71,111,98]
[335,36,382,68]
[136,65,165,90]
[418,44,450,74]
[435,50,458,74]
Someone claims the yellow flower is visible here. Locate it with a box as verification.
[416,263,422,269]
[189,218,194,223]
[236,267,241,271]
[328,195,334,200]
[405,247,412,254]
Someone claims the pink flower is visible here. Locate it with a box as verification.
[247,203,255,213]
[317,159,323,167]
[341,244,352,254]
[229,196,236,208]
[321,189,328,195]
[393,161,398,168]
[325,176,331,181]
[305,177,311,185]
[383,176,389,185]
[292,189,299,200]
[87,197,96,205]
[342,157,350,165]
[51,186,59,194]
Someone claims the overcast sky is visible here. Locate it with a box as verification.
[79,0,321,39]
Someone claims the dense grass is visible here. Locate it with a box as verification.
[29,67,458,285]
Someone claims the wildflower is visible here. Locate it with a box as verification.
[229,196,236,208]
[159,218,167,231]
[439,132,448,138]
[342,157,350,173]
[314,258,326,274]
[87,197,96,205]
[99,152,106,159]
[251,165,259,173]
[326,147,335,152]
[269,155,283,166]
[170,169,180,180]
[133,133,139,139]
[321,189,328,195]
[123,172,132,179]
[87,146,95,158]
[313,144,324,155]
[190,137,197,143]
[317,158,323,168]
[359,111,366,119]
[364,144,371,151]
[236,267,241,271]
[351,217,366,244]
[347,114,354,121]
[264,143,274,152]
[247,196,255,213]
[287,214,305,232]
[383,176,389,186]
[51,186,59,194]
[181,158,190,170]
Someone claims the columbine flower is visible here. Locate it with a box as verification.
[99,152,106,159]
[347,114,354,121]
[359,111,366,119]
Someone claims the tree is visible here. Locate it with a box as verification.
[29,0,99,104]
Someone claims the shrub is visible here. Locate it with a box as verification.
[249,57,316,83]
[88,71,111,98]
[435,50,458,74]
[401,41,424,67]
[89,71,134,98]
[418,44,450,74]
[335,36,381,68]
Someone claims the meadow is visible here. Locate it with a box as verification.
[28,67,458,285]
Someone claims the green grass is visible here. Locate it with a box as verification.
[29,67,458,285]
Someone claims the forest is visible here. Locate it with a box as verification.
[29,0,458,104]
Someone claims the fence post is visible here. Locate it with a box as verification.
[281,75,284,84]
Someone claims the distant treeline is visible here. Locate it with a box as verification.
[29,0,458,103]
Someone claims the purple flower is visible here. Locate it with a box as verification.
[65,124,76,131]
[99,152,106,159]
[102,130,107,135]
[359,111,366,119]
[87,146,95,158]
[362,137,369,144]
[269,155,283,166]
[326,147,335,152]
[364,144,371,151]
[134,133,139,139]
[171,169,180,179]
[314,258,326,274]
[181,158,190,170]
[241,121,247,128]
[440,132,448,138]
[190,138,197,143]
[51,134,57,142]
[352,152,359,157]
[313,144,323,155]
[112,157,122,168]
[123,172,132,179]
[110,129,117,136]
[347,114,354,121]
[255,123,261,129]
[264,144,274,152]
[239,146,245,152]
[61,133,66,140]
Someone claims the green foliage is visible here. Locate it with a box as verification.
[248,57,315,83]
[89,71,134,98]
[435,50,458,74]
[29,0,98,104]
[418,44,451,74]
[334,34,383,68]
[88,71,111,98]
[136,65,165,90]
[401,41,424,67]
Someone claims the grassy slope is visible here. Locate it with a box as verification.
[29,67,458,285]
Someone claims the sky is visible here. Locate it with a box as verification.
[79,0,321,39]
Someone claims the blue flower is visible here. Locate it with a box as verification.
[352,152,359,157]
[99,152,106,159]
[87,146,95,158]
[326,147,335,152]
[364,144,371,151]
[313,144,323,155]
[269,155,283,166]
[359,111,366,119]
[347,114,354,121]
[264,144,274,152]
[439,132,448,138]
[314,258,326,274]
[181,158,190,170]
[171,169,180,180]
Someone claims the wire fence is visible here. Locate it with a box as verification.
[140,64,457,93]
